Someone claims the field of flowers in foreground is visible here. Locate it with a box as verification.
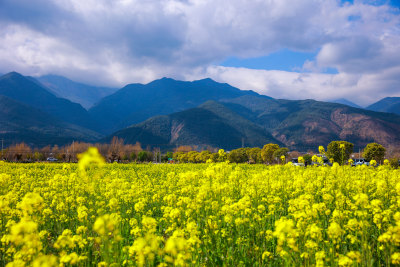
[1,149,400,266]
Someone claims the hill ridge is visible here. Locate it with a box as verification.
[0,72,100,131]
[103,100,281,150]
[0,95,101,147]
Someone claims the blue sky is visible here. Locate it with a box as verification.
[0,0,399,105]
[221,0,399,75]
[350,0,400,7]
[221,50,318,72]
[221,49,339,74]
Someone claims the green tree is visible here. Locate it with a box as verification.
[246,147,262,164]
[33,152,44,161]
[210,153,219,163]
[261,144,280,164]
[187,151,200,163]
[389,158,399,169]
[228,148,249,163]
[303,154,312,166]
[273,147,289,159]
[138,151,152,162]
[161,151,173,162]
[176,152,188,163]
[196,151,212,163]
[173,152,183,162]
[326,141,354,165]
[218,149,227,162]
[364,143,386,163]
[130,152,137,161]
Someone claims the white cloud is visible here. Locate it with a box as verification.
[197,66,400,106]
[0,0,399,104]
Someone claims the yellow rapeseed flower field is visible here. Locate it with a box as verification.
[1,148,400,266]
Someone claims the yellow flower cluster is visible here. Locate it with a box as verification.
[0,148,400,266]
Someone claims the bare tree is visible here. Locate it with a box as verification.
[108,137,124,162]
[7,143,32,162]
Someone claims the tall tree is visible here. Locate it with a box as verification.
[137,151,152,162]
[228,148,249,163]
[218,149,227,162]
[326,141,354,165]
[108,136,124,162]
[364,143,386,163]
[261,144,280,164]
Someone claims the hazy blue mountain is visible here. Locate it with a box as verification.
[387,103,400,115]
[0,72,99,130]
[0,95,101,147]
[89,77,268,134]
[103,100,281,150]
[330,98,362,109]
[38,75,117,109]
[367,97,400,115]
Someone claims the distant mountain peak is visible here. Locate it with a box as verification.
[145,77,180,86]
[1,71,25,79]
[367,96,400,115]
[382,96,400,100]
[150,77,176,83]
[6,71,20,75]
[196,77,216,83]
[330,98,362,109]
[160,77,175,81]
[37,74,117,109]
[150,77,220,85]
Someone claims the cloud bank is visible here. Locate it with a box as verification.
[0,0,399,105]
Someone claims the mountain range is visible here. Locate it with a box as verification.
[220,96,400,149]
[103,100,282,150]
[88,77,265,134]
[0,71,399,150]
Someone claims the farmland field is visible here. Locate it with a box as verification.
[1,149,400,266]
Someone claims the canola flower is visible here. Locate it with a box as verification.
[0,148,400,266]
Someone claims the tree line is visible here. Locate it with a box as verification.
[1,137,399,167]
[173,141,399,167]
[0,137,147,163]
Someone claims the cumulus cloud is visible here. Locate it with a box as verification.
[194,65,400,106]
[0,0,399,105]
